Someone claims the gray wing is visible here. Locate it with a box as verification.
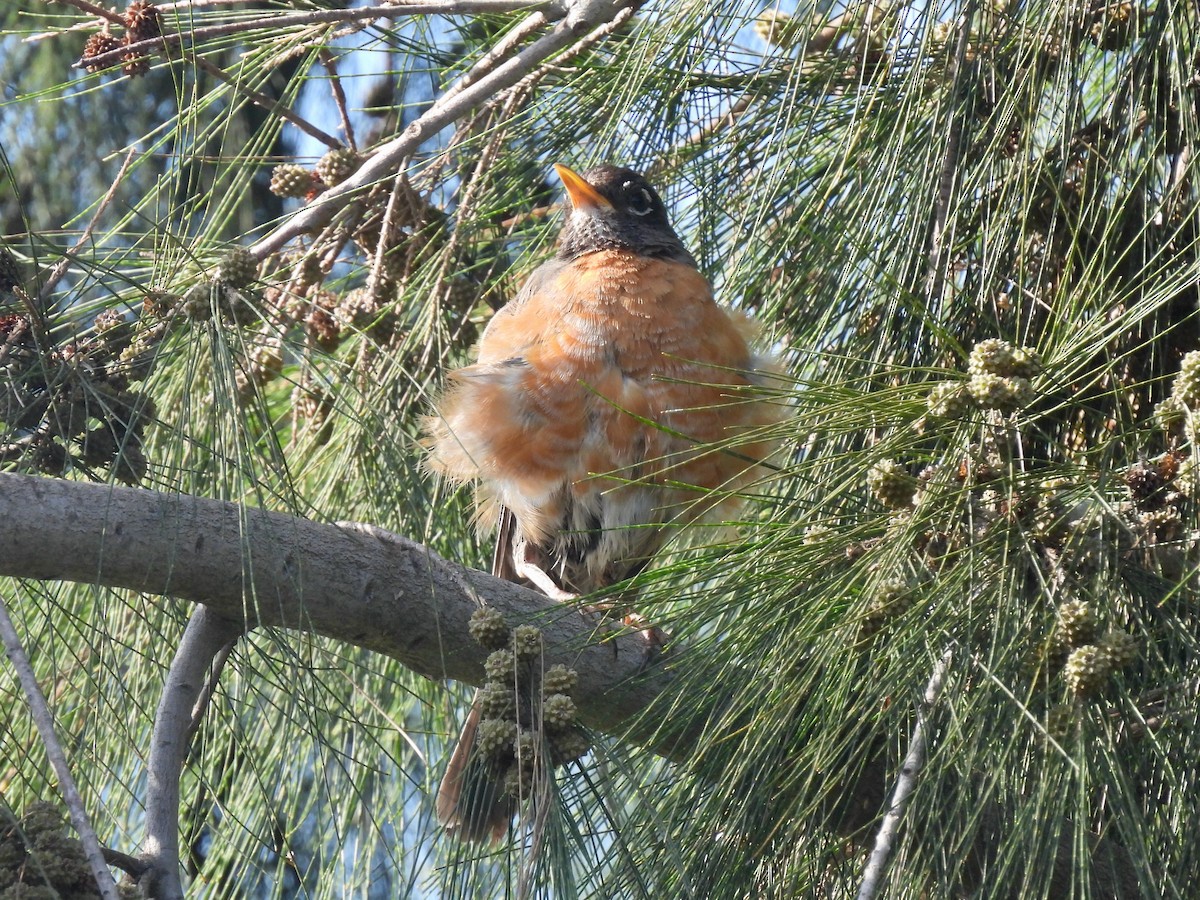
[478,256,568,342]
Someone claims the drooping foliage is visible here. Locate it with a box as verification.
[1,0,1198,896]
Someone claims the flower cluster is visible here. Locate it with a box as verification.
[465,608,590,798]
[0,246,165,483]
[925,338,1042,419]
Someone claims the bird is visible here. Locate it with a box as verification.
[423,163,786,841]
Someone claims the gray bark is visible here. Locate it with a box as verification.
[0,472,677,743]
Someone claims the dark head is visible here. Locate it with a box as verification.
[554,164,694,264]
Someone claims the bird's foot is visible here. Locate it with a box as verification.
[581,608,666,669]
[622,612,667,671]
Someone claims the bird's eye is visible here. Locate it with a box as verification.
[624,183,655,217]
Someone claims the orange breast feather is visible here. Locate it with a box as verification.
[426,250,782,542]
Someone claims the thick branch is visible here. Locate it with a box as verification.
[0,473,674,746]
[140,607,242,900]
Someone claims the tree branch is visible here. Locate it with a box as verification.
[191,54,342,150]
[37,149,138,308]
[0,472,1146,896]
[139,607,243,900]
[51,0,124,27]
[62,1,549,61]
[0,592,120,900]
[250,0,637,257]
[856,647,952,900]
[0,472,674,745]
[319,49,357,153]
[101,845,151,880]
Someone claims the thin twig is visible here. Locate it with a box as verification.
[183,635,239,746]
[37,148,138,307]
[47,0,549,49]
[156,0,539,9]
[6,146,136,347]
[285,6,554,261]
[647,93,755,183]
[101,846,151,880]
[159,0,273,9]
[436,89,526,276]
[435,9,551,107]
[856,647,954,900]
[646,9,868,185]
[51,0,124,26]
[433,13,562,240]
[1161,144,1191,223]
[923,4,975,303]
[251,0,636,258]
[368,177,406,288]
[507,2,633,94]
[319,49,357,153]
[497,203,555,230]
[191,55,342,149]
[0,594,120,900]
[806,9,857,54]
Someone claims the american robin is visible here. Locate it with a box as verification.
[424,163,786,841]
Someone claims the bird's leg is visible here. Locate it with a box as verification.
[506,534,578,602]
[513,545,664,666]
[514,554,578,603]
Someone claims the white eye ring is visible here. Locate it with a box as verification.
[624,183,655,216]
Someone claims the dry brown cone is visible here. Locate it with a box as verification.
[82,31,122,72]
[292,384,333,434]
[306,307,339,351]
[391,176,428,227]
[283,253,326,300]
[352,203,389,261]
[124,0,163,41]
[335,286,394,339]
[304,293,341,351]
[121,1,162,75]
[122,45,150,77]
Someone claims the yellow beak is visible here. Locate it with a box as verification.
[554,164,612,211]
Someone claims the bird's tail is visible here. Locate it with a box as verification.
[435,699,514,843]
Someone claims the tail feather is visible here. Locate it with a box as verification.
[436,702,514,842]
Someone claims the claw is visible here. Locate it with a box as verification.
[622,612,667,671]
